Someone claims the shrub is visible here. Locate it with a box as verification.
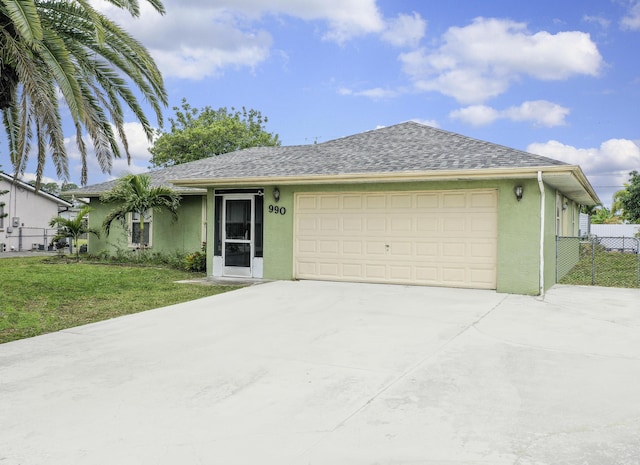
[184,243,207,272]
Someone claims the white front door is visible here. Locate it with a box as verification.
[223,196,254,277]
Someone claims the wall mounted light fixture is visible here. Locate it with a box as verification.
[514,185,524,202]
[272,187,280,203]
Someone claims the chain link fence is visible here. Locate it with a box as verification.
[0,227,65,253]
[557,236,640,288]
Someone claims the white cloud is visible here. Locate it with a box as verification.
[410,118,439,128]
[451,100,570,127]
[65,123,154,185]
[583,15,611,29]
[400,17,603,104]
[450,105,500,126]
[20,173,58,185]
[381,12,427,47]
[621,1,640,30]
[339,87,399,99]
[214,0,385,42]
[91,0,386,79]
[504,100,570,126]
[527,139,640,205]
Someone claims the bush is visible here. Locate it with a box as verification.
[184,244,206,272]
[83,244,207,273]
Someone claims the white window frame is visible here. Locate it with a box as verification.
[128,210,153,248]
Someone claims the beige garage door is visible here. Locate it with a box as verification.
[294,189,498,289]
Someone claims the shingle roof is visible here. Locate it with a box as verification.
[66,122,568,196]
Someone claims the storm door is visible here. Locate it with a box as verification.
[222,196,254,277]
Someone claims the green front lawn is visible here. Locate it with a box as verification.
[0,257,241,344]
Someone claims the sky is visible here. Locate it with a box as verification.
[3,0,640,207]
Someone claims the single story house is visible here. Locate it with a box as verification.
[67,122,599,295]
[0,172,73,252]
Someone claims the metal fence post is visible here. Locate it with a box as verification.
[637,238,640,287]
[591,236,595,286]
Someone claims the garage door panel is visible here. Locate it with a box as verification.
[442,217,467,234]
[470,191,497,208]
[443,242,466,257]
[318,262,340,276]
[365,264,387,279]
[442,266,466,283]
[297,261,317,275]
[298,217,317,232]
[389,241,412,256]
[343,241,363,254]
[366,195,387,209]
[366,242,387,255]
[319,240,339,254]
[416,193,439,208]
[298,240,317,253]
[390,194,413,209]
[319,195,340,209]
[390,265,412,280]
[297,196,318,210]
[342,263,364,278]
[295,190,497,289]
[366,217,387,232]
[416,242,438,257]
[319,217,339,231]
[442,192,467,208]
[415,266,438,282]
[391,217,413,232]
[343,217,363,231]
[342,195,363,209]
[416,217,439,232]
[471,242,496,258]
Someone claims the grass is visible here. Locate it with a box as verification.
[0,257,241,344]
[559,249,640,288]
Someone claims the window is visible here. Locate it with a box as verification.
[0,203,4,229]
[129,210,152,247]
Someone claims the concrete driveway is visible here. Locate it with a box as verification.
[1,281,639,465]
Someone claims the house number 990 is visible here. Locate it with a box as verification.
[268,205,286,215]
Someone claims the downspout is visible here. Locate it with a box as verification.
[537,171,545,297]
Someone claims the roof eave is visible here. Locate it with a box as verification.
[170,165,601,205]
[61,187,207,198]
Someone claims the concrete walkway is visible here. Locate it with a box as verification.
[1,281,639,465]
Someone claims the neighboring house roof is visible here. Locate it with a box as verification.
[66,122,600,205]
[0,172,73,207]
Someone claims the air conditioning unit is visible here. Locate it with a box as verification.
[0,243,5,252]
[32,243,40,250]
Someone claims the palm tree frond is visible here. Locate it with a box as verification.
[2,0,43,43]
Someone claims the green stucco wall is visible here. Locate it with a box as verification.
[244,179,552,295]
[87,195,204,256]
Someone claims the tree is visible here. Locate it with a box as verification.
[620,170,640,223]
[0,0,167,187]
[27,180,79,196]
[100,174,181,248]
[589,206,622,225]
[28,180,60,196]
[149,99,280,168]
[611,188,627,218]
[49,205,100,259]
